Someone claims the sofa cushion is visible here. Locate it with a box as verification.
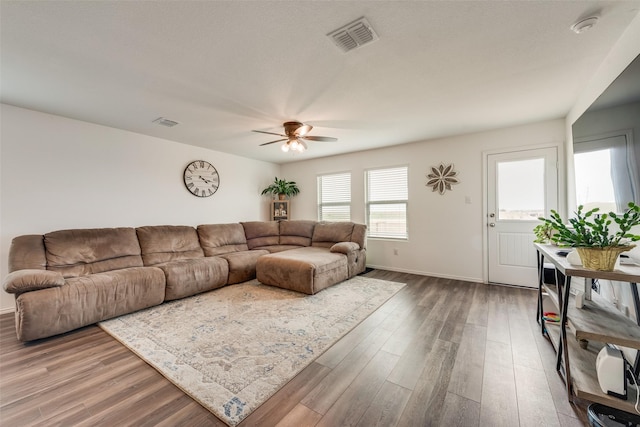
[219,250,269,284]
[256,245,306,253]
[241,221,280,249]
[44,228,143,278]
[157,257,228,301]
[3,269,65,294]
[311,222,355,248]
[14,266,166,342]
[256,247,348,295]
[197,223,249,256]
[9,235,47,272]
[136,225,204,266]
[351,224,367,249]
[279,220,316,246]
[330,242,360,255]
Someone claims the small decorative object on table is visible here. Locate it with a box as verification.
[538,202,640,271]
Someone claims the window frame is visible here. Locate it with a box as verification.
[365,165,409,240]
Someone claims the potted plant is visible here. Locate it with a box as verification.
[261,177,300,200]
[533,222,555,244]
[539,202,640,271]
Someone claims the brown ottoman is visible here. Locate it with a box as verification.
[256,247,349,294]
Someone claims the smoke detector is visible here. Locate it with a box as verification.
[571,16,599,34]
[328,17,379,53]
[152,117,180,127]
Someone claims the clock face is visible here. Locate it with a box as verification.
[183,160,219,197]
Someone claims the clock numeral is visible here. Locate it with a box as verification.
[194,188,200,196]
[199,161,204,168]
[187,182,194,189]
[185,175,192,181]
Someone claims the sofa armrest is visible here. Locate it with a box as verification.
[330,242,360,255]
[2,269,65,294]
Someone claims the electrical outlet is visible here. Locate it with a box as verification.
[623,305,631,316]
[393,248,398,255]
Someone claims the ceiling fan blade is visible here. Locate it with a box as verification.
[302,136,338,142]
[295,124,313,136]
[259,138,288,146]
[298,139,308,150]
[252,130,287,137]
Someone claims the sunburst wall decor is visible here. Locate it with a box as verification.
[426,163,459,195]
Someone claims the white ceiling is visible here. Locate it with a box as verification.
[2,1,639,164]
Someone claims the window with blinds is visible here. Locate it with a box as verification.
[317,172,351,221]
[366,166,408,239]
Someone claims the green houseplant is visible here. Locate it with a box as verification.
[533,222,555,244]
[261,177,300,200]
[539,202,640,271]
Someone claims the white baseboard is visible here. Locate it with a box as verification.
[366,264,483,284]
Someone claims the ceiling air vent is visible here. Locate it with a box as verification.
[328,17,379,53]
[152,117,180,127]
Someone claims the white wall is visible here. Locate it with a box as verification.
[281,119,565,282]
[564,14,640,323]
[565,13,640,214]
[0,104,280,312]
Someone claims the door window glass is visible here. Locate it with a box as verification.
[497,158,545,220]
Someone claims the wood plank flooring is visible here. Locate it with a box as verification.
[0,270,590,426]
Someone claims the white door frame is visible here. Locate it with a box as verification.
[482,142,565,285]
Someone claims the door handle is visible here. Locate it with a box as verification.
[489,223,496,227]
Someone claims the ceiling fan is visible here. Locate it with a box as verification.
[253,121,338,152]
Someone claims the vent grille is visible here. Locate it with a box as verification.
[152,117,180,127]
[328,17,378,53]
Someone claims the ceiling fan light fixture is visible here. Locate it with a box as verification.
[254,121,336,153]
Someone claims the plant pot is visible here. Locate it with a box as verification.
[278,194,286,200]
[575,245,635,271]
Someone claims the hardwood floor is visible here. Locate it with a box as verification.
[0,270,589,426]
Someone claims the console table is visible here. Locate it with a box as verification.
[535,243,640,412]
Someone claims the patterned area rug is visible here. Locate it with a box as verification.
[98,276,405,426]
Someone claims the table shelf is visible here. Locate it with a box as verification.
[545,323,639,413]
[543,283,640,349]
[535,243,640,414]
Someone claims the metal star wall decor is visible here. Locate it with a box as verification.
[426,163,459,195]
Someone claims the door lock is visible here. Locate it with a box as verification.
[489,223,496,227]
[489,213,495,218]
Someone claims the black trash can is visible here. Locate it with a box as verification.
[543,264,556,285]
[588,403,640,427]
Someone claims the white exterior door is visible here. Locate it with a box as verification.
[487,147,558,287]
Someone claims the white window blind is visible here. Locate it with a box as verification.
[317,172,351,221]
[366,166,408,239]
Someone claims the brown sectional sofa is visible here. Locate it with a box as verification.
[3,221,367,341]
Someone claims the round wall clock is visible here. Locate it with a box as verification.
[183,160,220,197]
